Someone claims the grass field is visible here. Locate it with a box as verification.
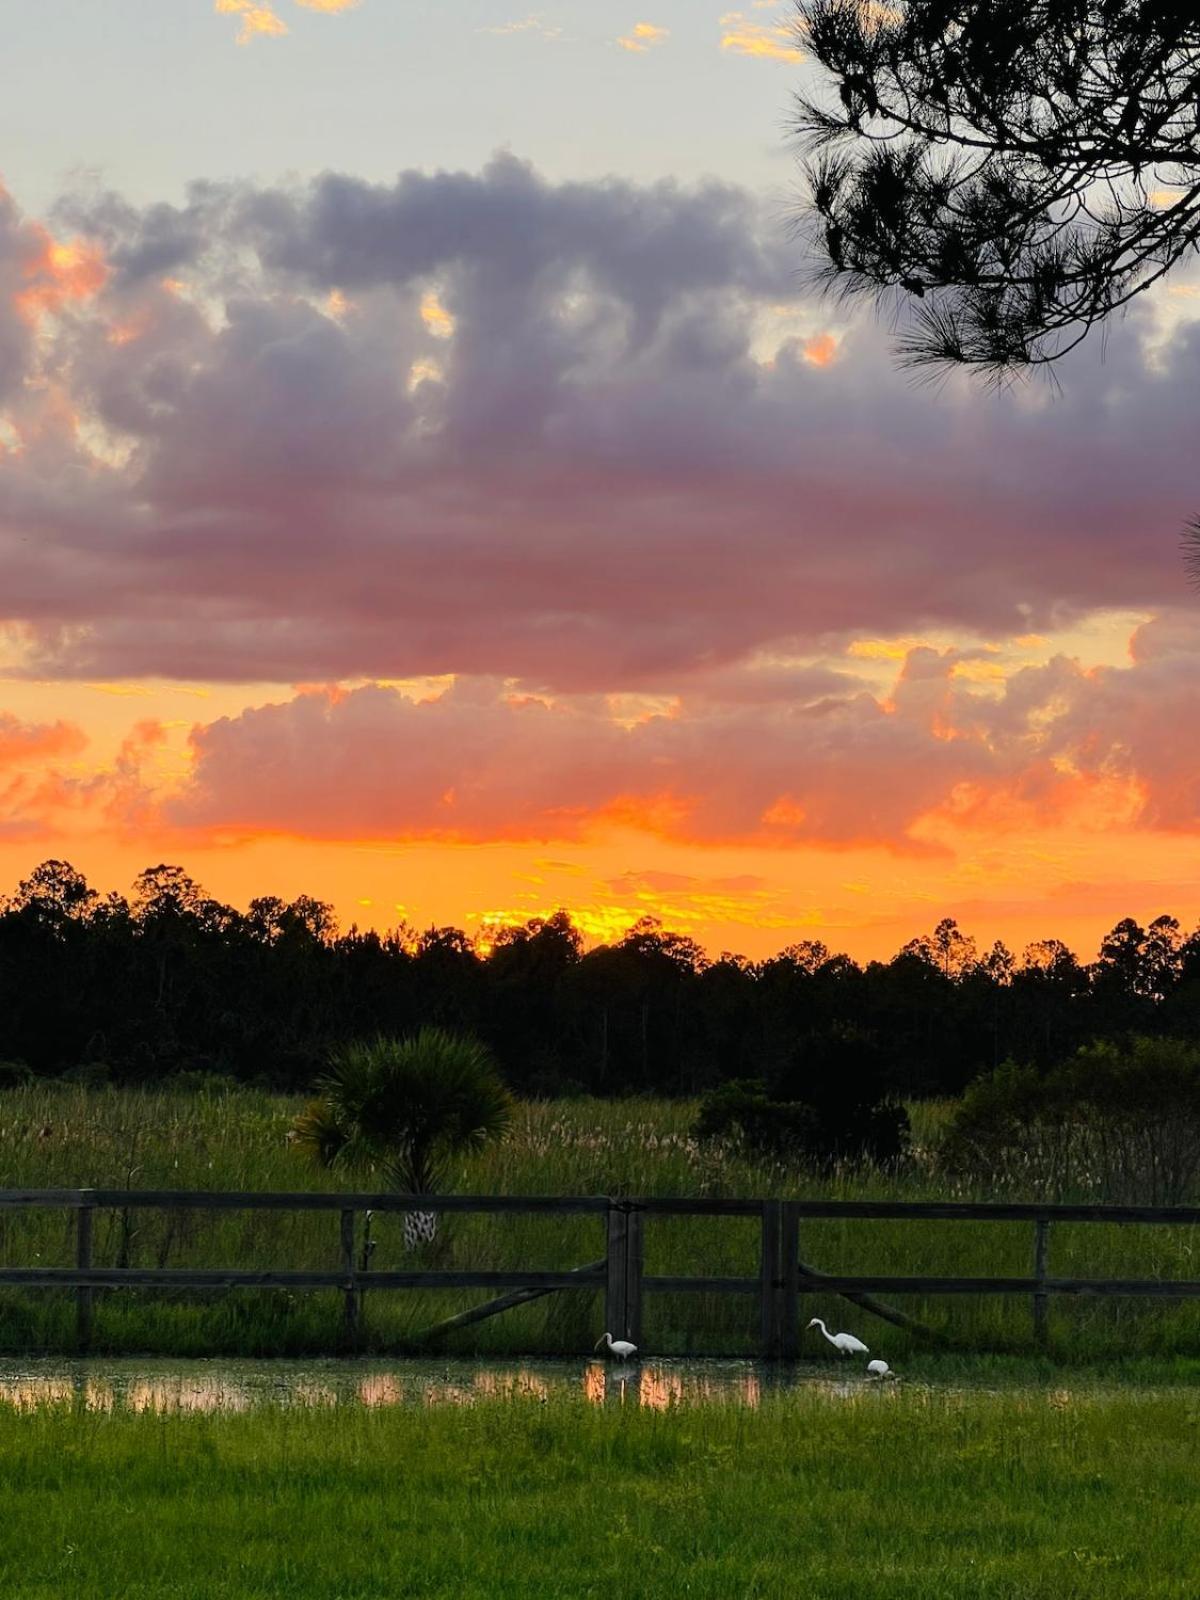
[0,1379,1195,1598]
[2,1083,1200,1358]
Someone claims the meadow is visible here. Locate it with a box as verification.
[0,1379,1196,1598]
[1,1083,1199,1358]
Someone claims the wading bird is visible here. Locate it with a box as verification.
[866,1360,896,1381]
[595,1332,638,1359]
[806,1318,868,1356]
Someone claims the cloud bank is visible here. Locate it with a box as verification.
[146,617,1198,852]
[1,155,1199,866]
[0,154,1194,697]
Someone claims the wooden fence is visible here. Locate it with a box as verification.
[3,1189,1200,1355]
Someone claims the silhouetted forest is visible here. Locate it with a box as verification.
[2,860,1198,1098]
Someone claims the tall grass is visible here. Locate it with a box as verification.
[1,1083,1199,1357]
[0,1384,1196,1598]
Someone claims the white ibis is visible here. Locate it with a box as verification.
[595,1332,638,1359]
[806,1317,868,1356]
[866,1359,896,1381]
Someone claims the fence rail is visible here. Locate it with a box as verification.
[1,1189,1199,1356]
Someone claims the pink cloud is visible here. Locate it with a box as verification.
[0,713,86,766]
[142,621,1200,851]
[155,674,972,851]
[0,712,87,844]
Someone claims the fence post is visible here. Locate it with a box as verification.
[76,1190,95,1351]
[760,1200,782,1360]
[340,1207,359,1349]
[625,1206,644,1350]
[780,1202,800,1360]
[605,1203,629,1344]
[1033,1217,1050,1347]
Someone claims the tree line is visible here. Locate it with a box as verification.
[1,859,1198,1098]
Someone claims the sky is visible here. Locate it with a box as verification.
[1,0,1199,962]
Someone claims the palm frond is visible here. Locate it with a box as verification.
[289,1027,513,1196]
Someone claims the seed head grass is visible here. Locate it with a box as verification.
[1,1084,1199,1357]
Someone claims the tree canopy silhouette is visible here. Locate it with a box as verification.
[794,1,1200,374]
[2,860,1200,1098]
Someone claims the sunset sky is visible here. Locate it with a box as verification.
[2,0,1199,961]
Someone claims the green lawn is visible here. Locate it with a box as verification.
[0,1382,1195,1598]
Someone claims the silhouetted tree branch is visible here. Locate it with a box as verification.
[794,1,1200,375]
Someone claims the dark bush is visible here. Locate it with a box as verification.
[941,1036,1200,1203]
[692,1080,820,1160]
[60,1061,111,1088]
[693,1028,910,1169]
[773,1027,909,1166]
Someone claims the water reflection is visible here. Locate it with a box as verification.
[0,1357,780,1414]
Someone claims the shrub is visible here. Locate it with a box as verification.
[693,1029,910,1170]
[692,1080,820,1162]
[941,1036,1200,1204]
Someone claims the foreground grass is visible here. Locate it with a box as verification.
[0,1384,1196,1598]
[3,1083,1200,1358]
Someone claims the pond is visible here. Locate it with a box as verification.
[0,1356,866,1413]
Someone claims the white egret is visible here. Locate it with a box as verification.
[595,1332,638,1359]
[806,1317,868,1356]
[866,1359,896,1381]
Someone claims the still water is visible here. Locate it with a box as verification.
[0,1357,850,1413]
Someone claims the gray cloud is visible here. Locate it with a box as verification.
[0,156,1196,691]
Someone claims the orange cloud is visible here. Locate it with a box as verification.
[0,714,86,767]
[151,668,973,856]
[719,10,802,60]
[15,232,107,323]
[802,332,837,367]
[215,0,359,40]
[618,21,669,52]
[0,714,89,847]
[929,768,1147,837]
[86,619,1188,867]
[215,0,288,43]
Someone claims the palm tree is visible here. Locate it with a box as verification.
[291,1028,513,1250]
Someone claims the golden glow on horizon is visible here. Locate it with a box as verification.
[0,611,1196,965]
[0,817,1195,965]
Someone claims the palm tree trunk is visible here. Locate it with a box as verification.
[403,1209,439,1250]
